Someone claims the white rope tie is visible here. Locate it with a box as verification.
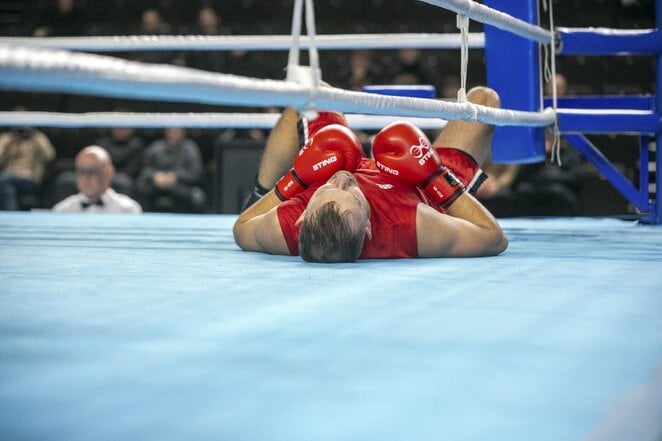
[542,44,552,87]
[304,0,321,106]
[456,14,470,103]
[286,0,321,117]
[542,0,562,165]
[287,0,303,70]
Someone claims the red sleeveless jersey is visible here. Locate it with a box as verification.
[277,158,426,259]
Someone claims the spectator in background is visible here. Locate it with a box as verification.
[198,6,221,34]
[337,50,384,92]
[139,8,171,35]
[137,127,206,213]
[385,48,442,91]
[185,6,227,72]
[225,49,262,78]
[618,0,655,27]
[547,73,568,97]
[440,74,461,99]
[33,0,85,37]
[509,131,585,216]
[0,123,55,210]
[225,48,285,80]
[133,9,175,65]
[53,146,141,213]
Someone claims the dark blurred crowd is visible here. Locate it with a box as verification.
[0,0,655,214]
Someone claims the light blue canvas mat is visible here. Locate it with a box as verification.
[1,212,660,441]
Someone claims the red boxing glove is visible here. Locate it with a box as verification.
[298,111,348,149]
[275,124,363,201]
[372,121,465,208]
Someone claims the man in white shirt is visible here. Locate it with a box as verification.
[53,145,142,213]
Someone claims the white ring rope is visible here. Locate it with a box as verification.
[0,33,486,51]
[417,0,553,44]
[0,111,447,130]
[0,45,555,127]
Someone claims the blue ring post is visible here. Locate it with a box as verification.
[484,0,546,164]
[654,0,662,224]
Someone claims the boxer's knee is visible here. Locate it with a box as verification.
[467,86,500,109]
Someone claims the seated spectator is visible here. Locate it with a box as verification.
[139,8,171,35]
[32,0,85,37]
[225,49,258,77]
[54,125,144,201]
[336,50,384,91]
[509,131,585,216]
[546,73,568,97]
[618,0,655,27]
[476,132,585,218]
[137,128,206,213]
[53,145,141,213]
[440,74,461,99]
[385,48,442,90]
[0,124,56,210]
[133,9,175,65]
[185,6,228,72]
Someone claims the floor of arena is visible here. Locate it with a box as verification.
[0,212,660,441]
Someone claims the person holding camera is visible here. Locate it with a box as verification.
[0,124,56,210]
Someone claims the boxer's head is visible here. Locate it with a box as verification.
[297,171,372,263]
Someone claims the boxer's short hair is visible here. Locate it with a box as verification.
[299,201,364,263]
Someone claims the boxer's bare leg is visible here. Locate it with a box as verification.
[255,107,301,189]
[432,86,500,167]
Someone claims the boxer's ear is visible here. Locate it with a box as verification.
[295,210,306,228]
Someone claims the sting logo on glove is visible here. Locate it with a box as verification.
[409,137,431,158]
[312,155,338,171]
[409,137,434,166]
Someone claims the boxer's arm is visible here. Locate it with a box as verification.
[416,192,507,257]
[233,190,291,255]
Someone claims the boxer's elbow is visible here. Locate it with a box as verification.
[232,220,253,251]
[485,228,508,256]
